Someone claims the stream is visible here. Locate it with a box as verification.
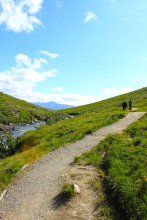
[11,122,45,138]
[1,116,73,139]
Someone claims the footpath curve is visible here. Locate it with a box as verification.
[0,112,146,220]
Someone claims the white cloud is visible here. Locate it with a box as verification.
[0,54,56,99]
[39,58,48,64]
[51,69,58,74]
[52,87,63,92]
[119,88,132,94]
[101,88,119,95]
[0,53,101,106]
[23,93,101,106]
[84,12,97,22]
[56,1,63,8]
[101,87,132,95]
[15,54,31,67]
[15,54,48,69]
[0,0,43,32]
[40,51,60,59]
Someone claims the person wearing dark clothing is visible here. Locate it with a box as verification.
[129,99,133,110]
[122,101,127,110]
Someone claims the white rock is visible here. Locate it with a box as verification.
[72,184,81,194]
[21,164,29,170]
[0,190,7,201]
[61,173,67,177]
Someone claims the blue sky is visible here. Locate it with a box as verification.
[0,0,147,106]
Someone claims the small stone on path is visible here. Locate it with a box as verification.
[72,184,81,194]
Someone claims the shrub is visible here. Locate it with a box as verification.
[61,183,75,197]
[74,156,81,164]
[46,115,65,125]
[0,129,17,158]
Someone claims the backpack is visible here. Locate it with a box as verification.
[129,100,132,105]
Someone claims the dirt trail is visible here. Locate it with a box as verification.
[0,112,146,220]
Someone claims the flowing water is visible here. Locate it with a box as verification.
[11,122,45,138]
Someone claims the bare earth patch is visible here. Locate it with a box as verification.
[45,164,103,220]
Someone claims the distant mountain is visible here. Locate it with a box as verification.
[32,101,74,110]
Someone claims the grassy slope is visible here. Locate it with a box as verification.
[0,87,147,218]
[0,92,63,124]
[58,87,147,116]
[69,87,147,219]
[104,115,147,219]
[77,114,147,220]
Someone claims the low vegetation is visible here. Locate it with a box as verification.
[103,114,147,220]
[0,92,65,125]
[58,87,147,116]
[0,129,17,159]
[75,113,147,219]
[0,110,124,190]
[46,114,66,125]
[61,183,75,198]
[0,87,147,219]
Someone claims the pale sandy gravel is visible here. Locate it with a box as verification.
[0,112,146,220]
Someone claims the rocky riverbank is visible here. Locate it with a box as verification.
[0,121,45,138]
[0,124,17,136]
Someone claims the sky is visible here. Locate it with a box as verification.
[0,0,147,106]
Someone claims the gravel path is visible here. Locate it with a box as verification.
[0,112,146,220]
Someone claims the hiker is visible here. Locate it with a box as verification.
[122,101,127,110]
[129,98,133,110]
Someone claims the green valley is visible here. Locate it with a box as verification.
[0,92,65,125]
[0,87,147,219]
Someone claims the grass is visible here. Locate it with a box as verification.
[61,183,75,198]
[1,110,125,191]
[0,86,147,219]
[58,87,147,116]
[0,92,65,125]
[74,113,147,219]
[102,114,147,220]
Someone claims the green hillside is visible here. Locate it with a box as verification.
[58,87,147,116]
[0,92,64,125]
[0,87,147,219]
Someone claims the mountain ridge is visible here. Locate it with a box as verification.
[32,101,74,110]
